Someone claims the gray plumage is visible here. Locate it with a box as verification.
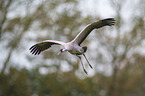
[29,18,115,74]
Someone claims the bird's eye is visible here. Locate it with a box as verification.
[60,49,63,52]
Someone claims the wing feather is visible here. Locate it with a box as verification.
[29,40,65,55]
[72,18,115,45]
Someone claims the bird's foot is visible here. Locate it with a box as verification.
[84,69,88,75]
[89,64,93,69]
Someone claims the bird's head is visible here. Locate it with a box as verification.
[57,49,67,55]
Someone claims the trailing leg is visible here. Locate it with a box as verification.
[83,54,93,69]
[77,55,88,74]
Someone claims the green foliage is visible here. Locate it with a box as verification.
[0,0,145,96]
[0,64,145,96]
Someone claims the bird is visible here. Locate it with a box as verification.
[29,18,115,74]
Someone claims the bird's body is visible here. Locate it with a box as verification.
[29,18,115,74]
[63,42,85,55]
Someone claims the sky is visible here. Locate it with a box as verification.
[79,0,114,17]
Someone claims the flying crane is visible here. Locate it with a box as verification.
[29,18,115,74]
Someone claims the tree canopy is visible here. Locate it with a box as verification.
[0,0,145,96]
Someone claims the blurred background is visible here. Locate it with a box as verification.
[0,0,145,96]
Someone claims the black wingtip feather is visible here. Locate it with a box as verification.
[29,45,35,50]
[30,46,37,53]
[38,48,42,55]
[106,18,115,26]
[35,47,41,55]
[32,49,36,54]
[29,44,42,55]
[84,69,88,75]
[31,46,38,53]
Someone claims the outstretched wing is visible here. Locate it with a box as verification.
[72,18,115,45]
[29,40,65,55]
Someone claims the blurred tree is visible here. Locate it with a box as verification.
[0,66,103,96]
[1,0,34,74]
[97,0,145,96]
[0,67,33,96]
[0,0,84,74]
[0,0,145,96]
[0,0,13,39]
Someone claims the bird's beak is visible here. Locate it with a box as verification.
[57,49,67,55]
[57,51,62,55]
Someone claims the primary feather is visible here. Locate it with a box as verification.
[29,18,115,74]
[29,18,115,55]
[72,18,115,45]
[29,40,65,55]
